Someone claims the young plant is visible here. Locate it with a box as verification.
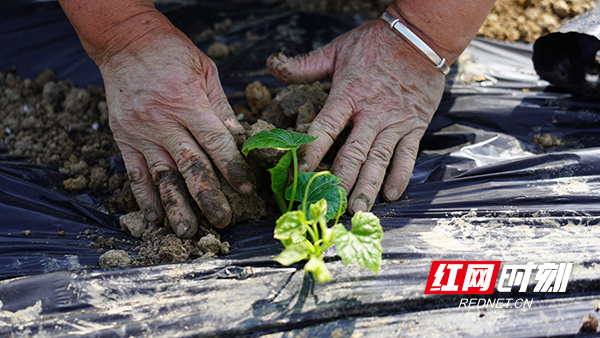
[242,129,317,214]
[242,129,383,282]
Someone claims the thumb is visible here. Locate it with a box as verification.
[267,44,336,84]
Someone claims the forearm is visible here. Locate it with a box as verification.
[389,0,496,65]
[58,0,173,66]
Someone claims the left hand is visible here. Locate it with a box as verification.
[267,18,445,214]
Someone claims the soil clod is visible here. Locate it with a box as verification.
[99,249,132,269]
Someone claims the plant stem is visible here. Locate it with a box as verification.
[311,221,321,254]
[275,191,287,214]
[321,240,334,251]
[288,150,299,212]
[305,223,319,245]
[334,189,344,225]
[303,171,332,256]
[302,171,331,215]
[318,220,329,241]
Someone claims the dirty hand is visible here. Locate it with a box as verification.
[267,18,445,214]
[100,27,254,238]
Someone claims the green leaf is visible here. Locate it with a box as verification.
[267,151,292,193]
[274,211,306,241]
[274,242,310,266]
[309,198,328,222]
[322,227,334,244]
[333,212,383,275]
[242,129,317,156]
[285,172,347,221]
[281,234,315,253]
[304,256,332,283]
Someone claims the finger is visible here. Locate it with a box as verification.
[297,93,353,173]
[329,118,379,194]
[120,145,164,224]
[266,42,336,84]
[144,147,200,238]
[204,61,246,145]
[160,133,233,230]
[186,96,255,195]
[381,128,426,203]
[347,127,402,214]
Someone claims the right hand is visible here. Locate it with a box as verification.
[267,19,445,215]
[99,23,254,238]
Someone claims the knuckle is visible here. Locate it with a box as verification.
[206,57,218,72]
[331,137,368,173]
[368,145,393,165]
[126,166,147,185]
[396,140,420,162]
[313,114,345,143]
[173,149,196,176]
[340,138,369,163]
[212,96,234,117]
[152,167,181,189]
[404,145,419,162]
[148,162,176,186]
[152,170,189,213]
[175,152,220,188]
[197,129,235,155]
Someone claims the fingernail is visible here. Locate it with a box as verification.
[277,52,288,63]
[298,163,309,173]
[240,183,253,195]
[385,188,400,201]
[173,220,197,239]
[145,209,159,223]
[352,200,367,213]
[174,222,188,236]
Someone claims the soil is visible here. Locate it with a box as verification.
[580,314,599,333]
[478,0,596,42]
[0,0,596,268]
[275,0,597,43]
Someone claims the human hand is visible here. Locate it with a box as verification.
[100,26,254,238]
[267,18,445,214]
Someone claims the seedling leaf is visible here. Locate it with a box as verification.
[285,172,347,221]
[274,242,310,266]
[242,129,317,155]
[333,212,383,274]
[274,211,306,241]
[309,198,328,222]
[267,151,293,193]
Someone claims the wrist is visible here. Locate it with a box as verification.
[380,12,449,75]
[371,15,442,77]
[389,0,495,65]
[59,1,175,67]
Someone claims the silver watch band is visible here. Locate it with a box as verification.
[380,12,450,75]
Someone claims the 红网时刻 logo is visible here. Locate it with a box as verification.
[425,261,573,294]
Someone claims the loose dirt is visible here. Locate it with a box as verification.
[0,0,595,268]
[275,0,597,42]
[478,0,596,42]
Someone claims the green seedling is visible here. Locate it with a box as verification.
[242,129,383,282]
[242,128,317,214]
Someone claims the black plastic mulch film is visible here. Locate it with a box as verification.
[1,2,600,337]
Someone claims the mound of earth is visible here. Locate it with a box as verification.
[478,0,596,42]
